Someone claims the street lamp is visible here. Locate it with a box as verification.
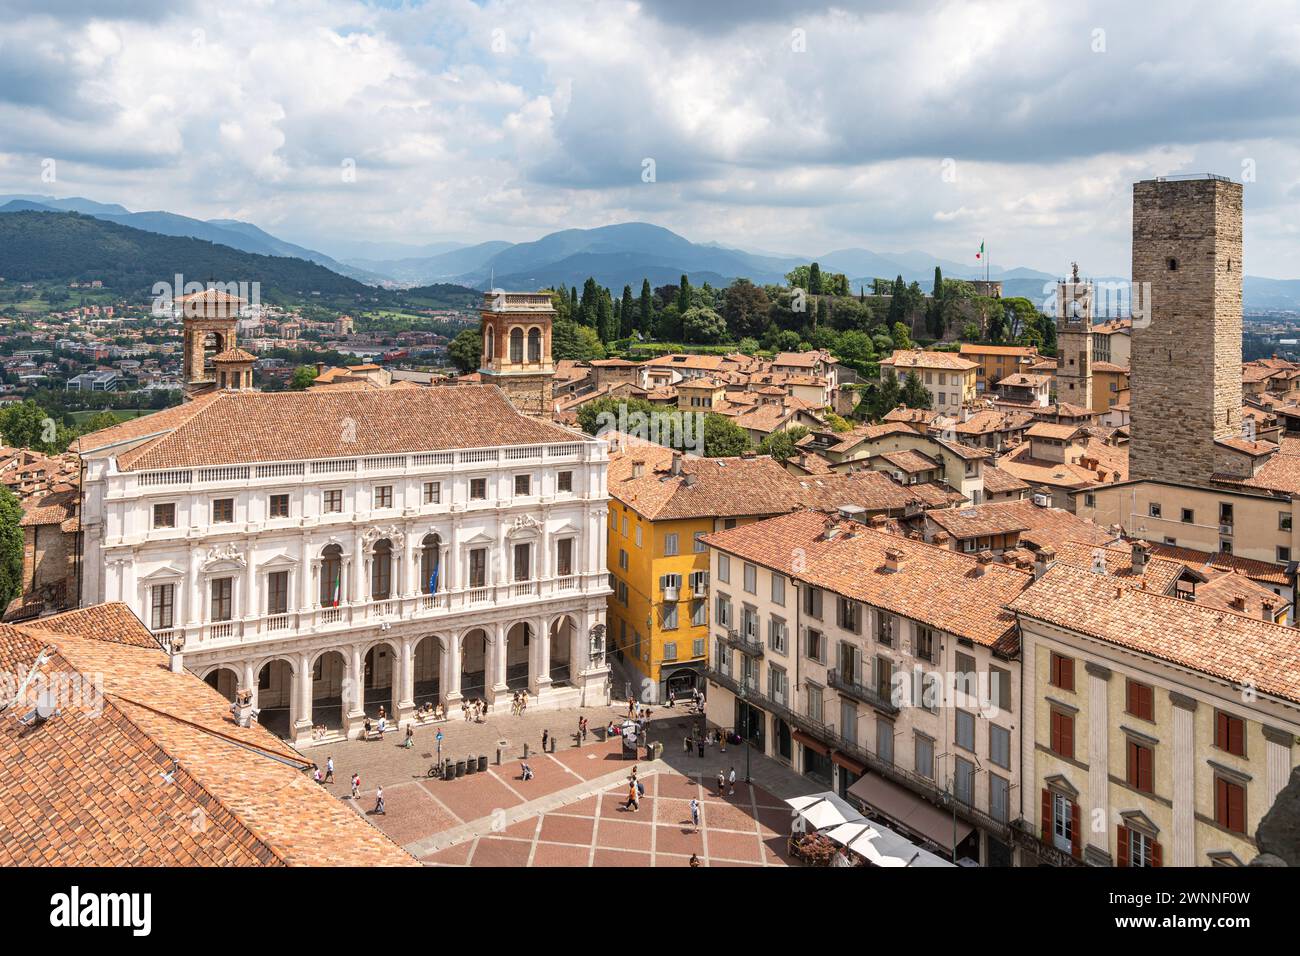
[737,683,752,784]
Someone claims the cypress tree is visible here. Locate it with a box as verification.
[620,284,635,337]
[678,274,692,314]
[639,279,654,335]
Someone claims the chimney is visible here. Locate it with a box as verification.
[1229,596,1247,612]
[670,451,683,477]
[168,632,186,674]
[231,688,257,727]
[932,531,950,546]
[1261,599,1276,621]
[1131,539,1150,573]
[868,514,888,528]
[1033,547,1056,580]
[632,459,645,479]
[315,361,325,377]
[883,547,904,573]
[973,550,994,577]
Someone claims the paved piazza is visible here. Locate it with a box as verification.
[306,702,819,866]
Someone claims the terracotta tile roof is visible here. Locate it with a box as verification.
[74,386,583,471]
[1011,563,1300,706]
[1148,543,1292,587]
[881,348,978,371]
[1221,435,1300,495]
[938,499,1114,553]
[1052,540,1188,594]
[924,504,1031,540]
[1026,422,1083,441]
[958,344,1038,358]
[608,446,804,521]
[1193,571,1286,619]
[789,470,944,513]
[1091,361,1130,374]
[997,373,1050,387]
[882,407,945,426]
[19,486,78,528]
[998,436,1128,489]
[772,351,822,368]
[212,347,257,363]
[877,449,941,473]
[981,465,1031,495]
[952,409,1034,436]
[703,510,1030,652]
[0,606,416,866]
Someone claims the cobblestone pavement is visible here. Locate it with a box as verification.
[295,701,825,866]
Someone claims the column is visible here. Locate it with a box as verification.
[397,637,416,724]
[345,644,366,737]
[300,535,313,610]
[444,631,462,702]
[1084,661,1111,865]
[530,621,551,697]
[351,531,365,603]
[292,653,313,744]
[1170,692,1197,867]
[186,547,203,626]
[242,540,256,620]
[491,621,508,699]
[1020,639,1037,831]
[1263,725,1294,810]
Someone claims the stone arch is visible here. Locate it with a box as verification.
[548,614,576,685]
[254,657,296,739]
[420,532,442,594]
[203,665,240,702]
[309,649,347,733]
[413,634,444,707]
[460,627,489,699]
[363,640,399,717]
[527,326,542,363]
[485,325,495,365]
[504,621,532,690]
[319,543,344,606]
[509,326,524,364]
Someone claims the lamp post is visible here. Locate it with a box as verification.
[737,682,752,784]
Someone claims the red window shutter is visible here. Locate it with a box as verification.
[1215,711,1228,750]
[1151,840,1162,868]
[1041,788,1052,842]
[1126,741,1136,785]
[1070,801,1082,859]
[1062,714,1075,759]
[1229,782,1245,833]
[1140,747,1153,793]
[1228,717,1244,757]
[1064,657,1074,692]
[1215,777,1228,828]
[1116,825,1130,868]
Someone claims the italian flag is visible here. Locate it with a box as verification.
[331,569,342,607]
[975,240,984,260]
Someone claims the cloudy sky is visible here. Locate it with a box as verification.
[2,0,1300,275]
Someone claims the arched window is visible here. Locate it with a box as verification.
[527,327,542,363]
[485,326,495,365]
[320,545,343,606]
[421,533,442,594]
[510,327,524,364]
[371,539,392,600]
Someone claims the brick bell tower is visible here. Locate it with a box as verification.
[180,289,243,400]
[478,290,555,417]
[1129,175,1243,484]
[1055,262,1093,409]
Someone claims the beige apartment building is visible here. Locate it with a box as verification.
[702,509,1031,866]
[880,348,978,413]
[1012,560,1300,866]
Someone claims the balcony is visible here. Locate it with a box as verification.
[721,627,764,657]
[828,667,898,715]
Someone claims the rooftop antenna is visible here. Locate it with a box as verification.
[3,645,61,727]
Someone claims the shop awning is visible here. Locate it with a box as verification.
[831,751,868,775]
[791,729,830,755]
[847,773,974,854]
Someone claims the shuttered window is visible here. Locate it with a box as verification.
[1214,710,1246,757]
[1049,709,1074,759]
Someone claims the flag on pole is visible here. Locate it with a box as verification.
[331,568,341,607]
[429,564,439,595]
[975,240,984,260]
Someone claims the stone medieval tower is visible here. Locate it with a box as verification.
[1129,175,1243,484]
[180,289,243,399]
[1055,262,1093,410]
[479,291,555,417]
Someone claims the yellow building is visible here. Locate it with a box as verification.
[1011,557,1300,866]
[958,344,1040,393]
[881,348,979,413]
[1090,362,1130,414]
[604,438,807,700]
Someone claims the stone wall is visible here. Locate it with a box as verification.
[22,523,78,612]
[1129,177,1243,484]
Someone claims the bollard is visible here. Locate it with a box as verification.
[496,747,502,765]
[523,742,529,759]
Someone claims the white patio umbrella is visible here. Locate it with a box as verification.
[785,792,867,832]
[825,819,954,867]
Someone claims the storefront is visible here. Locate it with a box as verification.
[734,698,765,753]
[847,772,978,864]
[793,730,833,786]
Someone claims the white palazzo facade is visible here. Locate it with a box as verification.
[78,432,613,743]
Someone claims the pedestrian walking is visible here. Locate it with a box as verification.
[697,737,705,759]
[403,725,415,749]
[350,772,360,799]
[689,798,700,832]
[542,729,549,751]
[324,756,335,784]
[374,785,386,815]
[312,764,322,784]
[624,780,639,812]
[689,853,701,867]
[728,767,736,796]
[716,770,725,797]
[719,728,726,753]
[683,734,692,754]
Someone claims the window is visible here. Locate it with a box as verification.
[268,570,289,615]
[470,478,488,500]
[771,573,785,606]
[693,637,705,658]
[724,518,737,530]
[804,585,822,619]
[1121,827,1158,868]
[320,545,342,605]
[1214,710,1246,756]
[955,710,976,752]
[1050,652,1075,692]
[662,603,679,630]
[1280,511,1292,532]
[693,531,707,553]
[1148,502,1161,518]
[954,651,977,701]
[921,672,940,714]
[1126,679,1154,721]
[1278,546,1292,563]
[741,605,758,641]
[806,683,823,723]
[469,548,487,588]
[1084,493,1096,508]
[989,774,1010,823]
[1181,507,1194,524]
[424,481,441,504]
[152,502,176,528]
[556,538,573,576]
[371,540,393,598]
[210,577,233,622]
[617,580,629,605]
[876,718,894,766]
[269,494,289,518]
[877,611,894,646]
[1214,777,1246,833]
[324,489,343,513]
[954,757,974,805]
[989,724,1011,769]
[914,733,934,779]
[212,498,234,523]
[837,597,860,633]
[374,485,392,509]
[692,599,707,627]
[558,470,573,493]
[717,552,730,583]
[149,583,174,630]
[1221,539,1233,554]
[664,533,679,557]
[663,641,677,661]
[914,625,935,662]
[509,327,524,363]
[768,617,787,654]
[661,573,682,594]
[1050,709,1075,758]
[617,548,628,571]
[989,665,1011,713]
[715,594,732,628]
[768,665,788,706]
[1220,502,1234,525]
[421,534,441,593]
[514,474,531,496]
[743,563,757,593]
[806,628,824,662]
[1051,792,1076,854]
[874,655,892,700]
[513,542,531,582]
[1126,739,1154,793]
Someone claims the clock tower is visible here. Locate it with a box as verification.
[478,290,555,417]
[1055,262,1093,410]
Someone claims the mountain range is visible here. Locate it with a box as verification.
[4,194,1299,312]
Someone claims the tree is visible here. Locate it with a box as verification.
[579,278,601,328]
[887,275,907,325]
[737,337,761,354]
[823,412,854,433]
[891,321,913,351]
[722,278,772,340]
[872,374,902,420]
[620,285,635,337]
[0,486,22,611]
[701,413,752,456]
[809,262,823,295]
[681,306,727,344]
[597,291,617,343]
[757,425,811,461]
[900,370,933,409]
[552,320,607,361]
[448,327,482,373]
[289,365,318,390]
[638,279,654,336]
[832,329,875,374]
[677,274,692,315]
[0,399,73,453]
[79,410,121,433]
